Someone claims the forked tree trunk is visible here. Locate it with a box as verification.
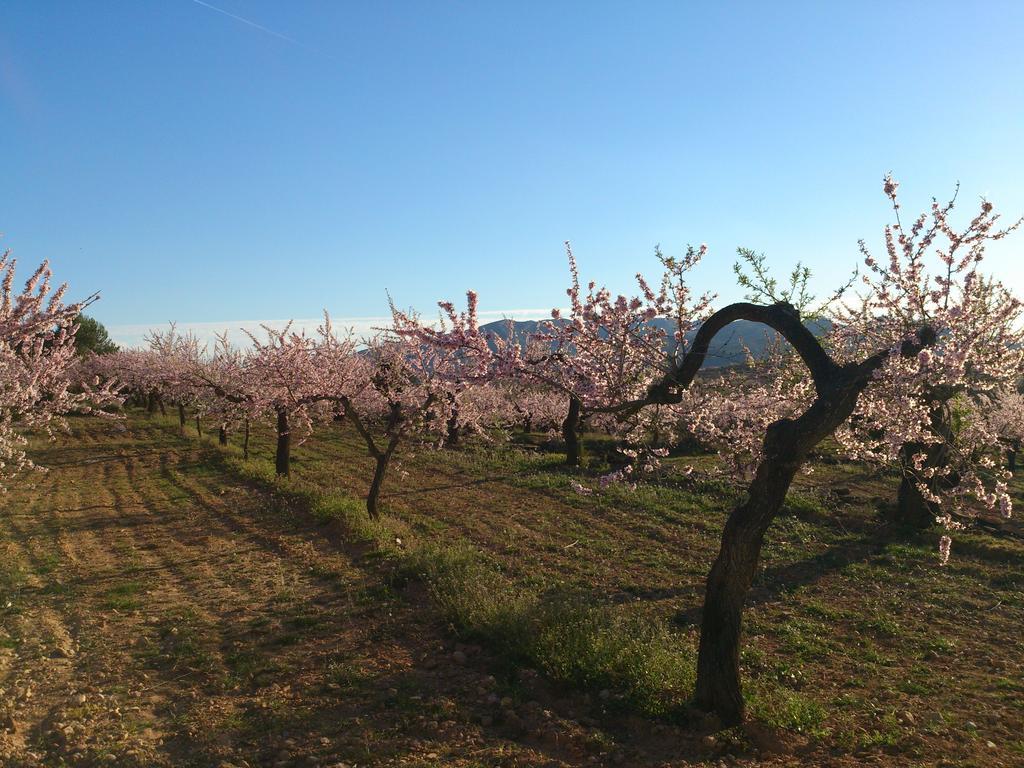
[218,425,228,446]
[340,396,406,520]
[562,395,583,467]
[243,419,251,461]
[178,404,187,435]
[275,409,290,476]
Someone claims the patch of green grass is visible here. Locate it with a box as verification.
[854,712,904,748]
[102,580,145,611]
[856,614,902,639]
[781,492,829,519]
[34,552,61,576]
[311,492,366,524]
[748,686,828,736]
[402,543,696,718]
[284,612,322,630]
[175,411,1024,759]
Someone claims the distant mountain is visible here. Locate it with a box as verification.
[479,316,832,368]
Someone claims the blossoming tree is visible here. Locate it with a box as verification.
[833,177,1023,527]
[0,251,117,488]
[401,178,1023,725]
[238,317,358,476]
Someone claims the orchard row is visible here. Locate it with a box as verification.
[3,176,1022,724]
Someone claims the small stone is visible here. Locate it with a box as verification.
[987,741,997,749]
[452,650,467,665]
[598,689,611,701]
[925,711,944,726]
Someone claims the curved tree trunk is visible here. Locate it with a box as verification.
[218,425,228,446]
[195,416,202,437]
[562,395,583,467]
[158,395,167,417]
[243,419,251,461]
[178,404,187,435]
[366,453,390,519]
[693,364,890,724]
[275,409,290,476]
[694,421,805,723]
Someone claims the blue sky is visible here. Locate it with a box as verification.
[1,1,1022,346]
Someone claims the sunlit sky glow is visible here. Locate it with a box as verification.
[1,1,1022,348]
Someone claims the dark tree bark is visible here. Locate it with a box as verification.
[366,453,392,519]
[275,408,290,476]
[157,395,166,417]
[894,468,940,528]
[177,403,187,435]
[1008,439,1019,473]
[445,392,461,447]
[340,396,409,519]
[893,401,953,528]
[693,373,875,723]
[218,425,228,446]
[562,395,583,467]
[194,416,202,437]
[146,390,158,415]
[612,301,936,725]
[243,419,250,461]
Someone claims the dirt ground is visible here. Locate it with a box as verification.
[0,418,1017,767]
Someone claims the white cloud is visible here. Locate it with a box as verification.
[107,308,559,349]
